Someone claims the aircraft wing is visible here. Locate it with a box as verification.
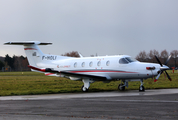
[60,71,107,80]
[28,65,107,80]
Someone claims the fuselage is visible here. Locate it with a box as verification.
[37,55,161,80]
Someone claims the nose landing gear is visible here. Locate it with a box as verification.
[139,85,145,92]
[139,79,145,92]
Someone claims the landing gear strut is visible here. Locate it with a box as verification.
[139,79,145,92]
[118,79,145,92]
[81,79,94,92]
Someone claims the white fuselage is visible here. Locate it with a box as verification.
[37,55,160,80]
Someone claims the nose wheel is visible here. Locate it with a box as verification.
[139,86,145,92]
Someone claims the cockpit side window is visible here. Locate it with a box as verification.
[119,58,129,64]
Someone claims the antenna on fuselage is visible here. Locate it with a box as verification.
[78,52,84,58]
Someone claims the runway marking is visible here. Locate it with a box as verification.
[0,89,178,101]
[84,99,178,103]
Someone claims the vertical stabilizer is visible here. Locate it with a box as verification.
[24,44,44,67]
[4,41,52,67]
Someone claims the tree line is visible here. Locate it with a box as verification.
[0,50,178,72]
[0,54,30,71]
[135,49,178,67]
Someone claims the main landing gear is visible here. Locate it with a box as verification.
[118,80,128,91]
[81,85,88,92]
[118,84,125,91]
[118,79,145,92]
[81,79,94,92]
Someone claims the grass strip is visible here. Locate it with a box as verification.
[0,70,177,96]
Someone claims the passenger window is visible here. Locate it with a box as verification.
[119,58,129,64]
[74,62,77,67]
[106,61,110,66]
[89,62,93,67]
[82,62,85,67]
[97,61,101,66]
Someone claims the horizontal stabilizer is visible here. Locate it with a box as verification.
[28,65,59,73]
[4,41,52,45]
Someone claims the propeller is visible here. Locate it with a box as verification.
[154,55,172,82]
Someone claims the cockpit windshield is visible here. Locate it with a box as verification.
[125,57,137,62]
[119,57,137,64]
[119,58,129,64]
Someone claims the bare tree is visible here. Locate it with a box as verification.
[170,50,178,67]
[152,49,160,63]
[135,51,148,62]
[61,51,80,57]
[148,50,154,62]
[160,49,169,63]
[136,49,160,63]
[152,49,159,57]
[13,56,30,71]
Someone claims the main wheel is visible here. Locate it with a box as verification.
[139,86,145,92]
[118,84,125,91]
[81,85,88,92]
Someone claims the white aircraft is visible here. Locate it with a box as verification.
[4,41,172,92]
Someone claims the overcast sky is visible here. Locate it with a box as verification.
[0,0,178,58]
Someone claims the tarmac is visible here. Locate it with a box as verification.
[0,89,178,120]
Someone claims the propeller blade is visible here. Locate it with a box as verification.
[154,72,162,82]
[154,79,158,82]
[154,71,163,82]
[165,71,172,81]
[155,55,163,67]
[154,55,172,82]
[163,72,166,79]
[164,55,171,65]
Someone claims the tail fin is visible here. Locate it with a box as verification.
[4,41,52,67]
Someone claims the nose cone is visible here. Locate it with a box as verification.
[160,65,170,71]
